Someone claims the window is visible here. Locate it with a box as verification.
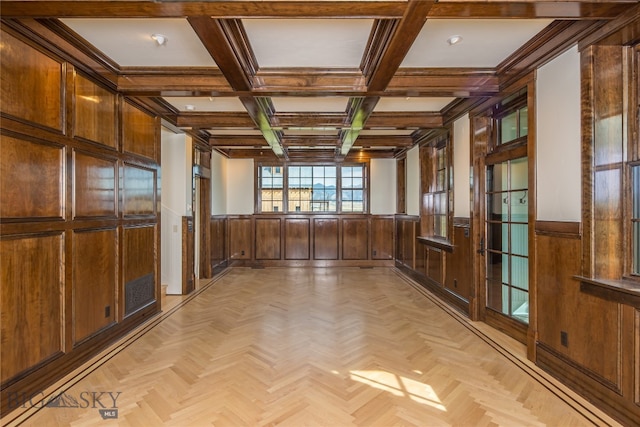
[288,166,336,212]
[257,164,366,213]
[259,166,284,212]
[341,166,364,212]
[419,133,450,240]
[495,89,528,146]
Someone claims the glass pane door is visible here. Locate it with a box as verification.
[486,157,529,323]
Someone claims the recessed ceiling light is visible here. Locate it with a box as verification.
[184,104,195,111]
[447,35,463,46]
[151,33,168,46]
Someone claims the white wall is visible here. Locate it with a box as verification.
[226,158,255,214]
[536,45,581,221]
[210,150,227,215]
[406,145,420,216]
[160,129,189,294]
[453,114,471,218]
[370,158,396,215]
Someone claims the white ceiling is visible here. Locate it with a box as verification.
[271,97,352,113]
[373,97,456,112]
[242,19,373,68]
[163,97,247,112]
[402,19,553,68]
[60,18,217,67]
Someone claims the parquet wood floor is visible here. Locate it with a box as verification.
[4,268,621,426]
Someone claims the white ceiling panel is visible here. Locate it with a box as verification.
[163,97,246,112]
[374,97,456,112]
[60,18,216,67]
[402,19,553,68]
[283,129,340,136]
[243,19,373,68]
[208,129,262,136]
[271,97,351,113]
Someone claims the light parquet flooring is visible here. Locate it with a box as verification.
[6,268,622,427]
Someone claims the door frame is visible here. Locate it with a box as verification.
[471,74,538,361]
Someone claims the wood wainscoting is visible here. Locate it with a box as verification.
[395,215,474,316]
[534,221,640,426]
[225,214,394,267]
[0,26,161,416]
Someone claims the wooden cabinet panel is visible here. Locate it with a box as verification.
[314,218,339,260]
[445,225,472,300]
[426,247,443,285]
[285,218,310,260]
[0,30,62,131]
[123,164,155,216]
[73,74,117,148]
[74,151,117,218]
[123,226,156,316]
[0,136,63,219]
[371,217,393,260]
[122,101,157,161]
[72,229,117,344]
[1,234,63,382]
[255,218,281,260]
[229,218,251,260]
[210,217,227,269]
[342,218,368,260]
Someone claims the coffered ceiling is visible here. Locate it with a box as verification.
[2,0,638,161]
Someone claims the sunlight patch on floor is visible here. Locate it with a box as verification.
[350,370,447,412]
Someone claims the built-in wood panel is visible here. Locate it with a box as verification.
[123,226,155,284]
[0,234,63,382]
[123,164,155,216]
[0,30,62,131]
[285,218,310,260]
[182,217,195,295]
[229,218,251,260]
[445,225,473,300]
[255,218,281,260]
[210,216,227,270]
[0,136,64,219]
[536,232,619,387]
[426,247,444,285]
[73,151,117,218]
[371,217,393,260]
[342,218,368,260]
[122,101,157,161]
[72,228,117,344]
[314,218,339,260]
[73,74,117,148]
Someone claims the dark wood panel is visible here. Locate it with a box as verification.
[285,218,310,260]
[314,218,339,260]
[72,228,117,344]
[534,220,581,238]
[122,101,157,161]
[426,247,443,285]
[0,135,63,219]
[123,164,155,216]
[342,218,368,260]
[0,29,62,131]
[182,216,195,295]
[536,234,619,386]
[445,225,472,300]
[73,74,117,148]
[0,233,63,382]
[73,151,117,218]
[371,217,393,260]
[396,157,406,214]
[255,218,281,260]
[228,218,251,260]
[123,225,155,285]
[210,217,227,270]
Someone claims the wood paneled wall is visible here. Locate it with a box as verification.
[226,214,394,267]
[0,28,160,415]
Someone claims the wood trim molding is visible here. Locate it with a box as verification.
[534,220,582,238]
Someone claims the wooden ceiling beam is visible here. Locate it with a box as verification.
[386,68,499,97]
[355,135,414,147]
[272,113,349,129]
[0,1,407,18]
[365,112,443,129]
[177,112,256,128]
[209,136,267,147]
[429,2,636,20]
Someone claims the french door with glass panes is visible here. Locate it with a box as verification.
[485,157,529,324]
